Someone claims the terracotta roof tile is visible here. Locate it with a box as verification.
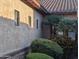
[39,0,78,13]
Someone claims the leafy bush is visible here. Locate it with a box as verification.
[52,36,75,59]
[31,38,63,59]
[26,53,54,59]
[53,36,74,48]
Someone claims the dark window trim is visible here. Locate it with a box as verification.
[15,10,20,26]
[36,19,38,29]
[28,16,31,26]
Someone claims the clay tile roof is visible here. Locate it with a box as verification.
[39,0,78,13]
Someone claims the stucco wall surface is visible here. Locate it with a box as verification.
[0,0,43,56]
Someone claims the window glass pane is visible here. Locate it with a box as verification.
[36,19,38,29]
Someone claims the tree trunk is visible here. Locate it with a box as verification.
[50,24,53,40]
[75,32,78,44]
[53,26,57,38]
[75,25,78,44]
[63,26,68,40]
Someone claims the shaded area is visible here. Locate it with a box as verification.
[63,43,78,59]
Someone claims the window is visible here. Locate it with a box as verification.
[28,16,31,26]
[36,19,38,29]
[15,10,20,26]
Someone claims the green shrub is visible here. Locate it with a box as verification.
[31,38,63,59]
[53,36,74,48]
[26,53,54,59]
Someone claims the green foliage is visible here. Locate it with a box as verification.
[44,15,62,25]
[72,20,78,32]
[31,39,63,59]
[53,36,74,48]
[58,18,77,32]
[44,15,62,39]
[62,19,73,26]
[26,53,54,59]
[53,36,75,59]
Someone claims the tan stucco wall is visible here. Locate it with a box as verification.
[0,0,43,56]
[0,0,35,27]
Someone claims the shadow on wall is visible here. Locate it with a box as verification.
[0,16,30,28]
[0,16,35,56]
[0,16,36,29]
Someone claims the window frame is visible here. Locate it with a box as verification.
[36,19,38,29]
[28,16,32,26]
[14,10,20,26]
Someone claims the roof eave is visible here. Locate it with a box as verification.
[47,11,77,15]
[21,0,48,15]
